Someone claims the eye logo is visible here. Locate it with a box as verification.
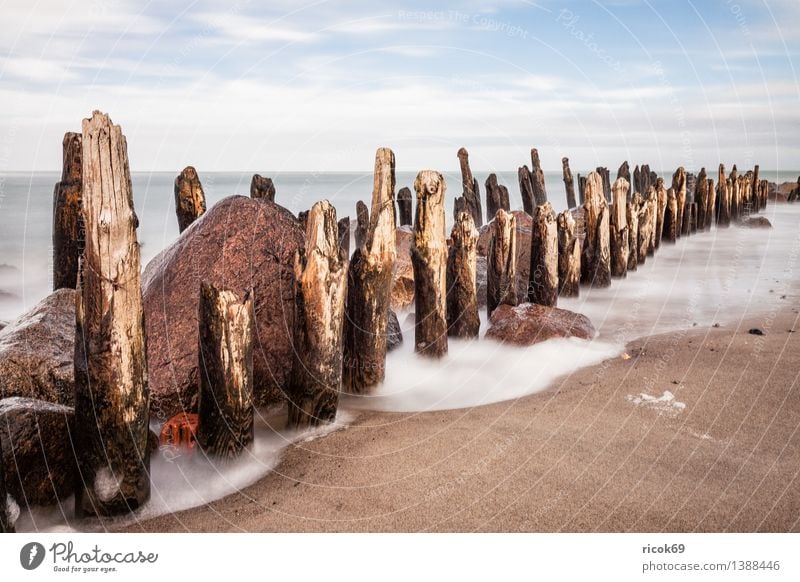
[20,542,46,570]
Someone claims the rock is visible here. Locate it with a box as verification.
[387,310,403,352]
[477,210,531,301]
[476,255,488,308]
[143,195,304,418]
[0,289,75,406]
[748,328,765,336]
[0,397,76,505]
[741,216,772,229]
[391,225,415,309]
[485,303,596,346]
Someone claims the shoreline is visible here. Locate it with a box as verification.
[118,300,800,533]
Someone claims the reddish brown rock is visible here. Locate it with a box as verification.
[485,302,596,346]
[143,195,304,419]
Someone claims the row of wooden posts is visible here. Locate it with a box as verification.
[45,111,769,520]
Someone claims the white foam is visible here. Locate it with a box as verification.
[626,390,686,416]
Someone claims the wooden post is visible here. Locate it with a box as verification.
[730,165,740,221]
[609,177,629,278]
[752,165,760,212]
[689,202,698,233]
[197,283,254,456]
[672,167,687,238]
[250,174,276,201]
[663,188,678,243]
[485,173,510,218]
[617,161,632,202]
[457,147,483,227]
[654,178,667,250]
[354,200,369,249]
[695,167,708,230]
[557,209,580,297]
[637,191,653,265]
[633,165,641,195]
[74,111,150,517]
[562,157,576,209]
[626,200,639,272]
[577,174,587,205]
[412,170,448,357]
[597,166,611,202]
[580,172,611,287]
[528,201,558,306]
[717,164,731,227]
[487,209,517,315]
[289,201,348,428]
[343,149,397,392]
[518,165,535,215]
[338,216,350,259]
[706,178,716,229]
[446,212,480,338]
[298,210,309,230]
[53,131,84,290]
[530,148,548,206]
[397,186,413,226]
[174,166,206,233]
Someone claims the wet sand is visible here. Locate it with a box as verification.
[122,302,800,533]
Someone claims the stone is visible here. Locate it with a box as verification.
[741,216,772,229]
[485,303,596,346]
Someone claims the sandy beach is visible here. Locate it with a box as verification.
[120,296,799,533]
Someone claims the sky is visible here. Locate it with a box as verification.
[0,0,798,173]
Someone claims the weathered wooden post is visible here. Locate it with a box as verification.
[53,131,84,290]
[343,149,397,392]
[485,173,510,218]
[617,161,632,202]
[397,186,413,226]
[654,178,667,250]
[289,201,348,428]
[197,283,254,456]
[174,166,206,233]
[530,148,548,206]
[250,173,276,201]
[487,209,517,315]
[298,210,309,230]
[689,202,698,233]
[578,174,587,205]
[637,191,654,265]
[457,147,483,227]
[518,165,535,215]
[695,168,708,230]
[705,178,716,229]
[412,170,448,357]
[633,165,641,195]
[529,201,558,306]
[74,111,150,517]
[717,164,731,227]
[557,209,581,297]
[446,212,480,338]
[354,200,369,249]
[672,167,687,238]
[597,166,611,202]
[626,199,639,272]
[580,172,611,287]
[562,157,577,209]
[609,177,629,278]
[752,165,760,212]
[663,188,678,243]
[338,216,350,259]
[730,165,740,221]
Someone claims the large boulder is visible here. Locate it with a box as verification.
[485,303,596,346]
[0,397,76,505]
[143,196,304,418]
[0,289,75,406]
[391,226,415,309]
[477,210,531,301]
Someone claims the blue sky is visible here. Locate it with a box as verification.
[1,0,798,172]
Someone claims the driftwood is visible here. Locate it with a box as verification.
[672,167,687,238]
[457,147,483,227]
[197,283,254,457]
[74,111,150,517]
[397,186,413,226]
[529,201,558,306]
[518,165,535,215]
[487,209,517,316]
[530,148,547,206]
[412,170,448,357]
[338,216,350,259]
[53,131,83,290]
[446,212,480,338]
[626,200,639,272]
[485,173,510,218]
[654,177,667,250]
[250,174,276,201]
[289,201,348,428]
[609,177,629,278]
[557,209,580,297]
[174,166,206,233]
[580,172,611,288]
[343,149,397,392]
[562,157,576,209]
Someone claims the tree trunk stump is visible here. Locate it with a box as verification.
[446,212,480,338]
[617,161,632,203]
[518,165,535,215]
[174,166,206,233]
[654,178,667,250]
[672,167,687,238]
[74,111,150,517]
[338,216,350,259]
[485,173,510,218]
[53,131,84,290]
[663,188,678,243]
[289,201,348,428]
[695,168,708,231]
[530,148,548,206]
